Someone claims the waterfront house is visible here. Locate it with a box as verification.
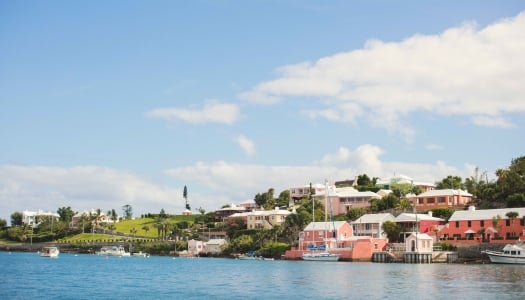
[405,232,433,253]
[395,212,445,242]
[438,206,525,244]
[188,239,205,256]
[299,221,354,250]
[351,213,396,238]
[408,189,473,211]
[205,239,227,254]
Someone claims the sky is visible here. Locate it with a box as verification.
[1,1,524,224]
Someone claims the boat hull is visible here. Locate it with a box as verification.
[483,251,525,264]
[40,247,59,258]
[302,252,340,261]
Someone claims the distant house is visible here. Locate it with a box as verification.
[351,213,396,238]
[188,239,205,256]
[224,207,292,230]
[408,189,473,211]
[333,187,381,214]
[69,210,118,229]
[205,239,227,254]
[22,210,59,227]
[215,205,247,220]
[439,206,525,243]
[375,174,435,192]
[289,183,327,203]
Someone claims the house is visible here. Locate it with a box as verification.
[405,232,433,253]
[408,189,473,211]
[395,212,445,241]
[299,221,354,250]
[438,206,525,244]
[188,239,205,256]
[205,239,227,254]
[224,207,292,230]
[333,187,381,214]
[375,174,435,192]
[215,205,247,220]
[69,210,118,229]
[289,183,327,203]
[351,213,396,238]
[22,210,59,227]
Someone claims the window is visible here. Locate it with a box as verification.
[455,221,459,228]
[480,220,485,227]
[506,219,511,226]
[467,221,471,227]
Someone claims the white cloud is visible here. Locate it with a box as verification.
[146,100,240,125]
[240,12,525,137]
[0,165,183,223]
[1,144,477,224]
[236,135,256,156]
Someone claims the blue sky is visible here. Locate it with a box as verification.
[1,1,524,223]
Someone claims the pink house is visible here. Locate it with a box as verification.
[408,189,473,211]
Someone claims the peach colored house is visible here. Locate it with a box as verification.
[408,189,473,211]
[283,221,388,261]
[438,206,525,244]
[395,212,445,242]
[332,187,381,214]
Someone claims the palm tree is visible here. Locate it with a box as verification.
[505,211,519,238]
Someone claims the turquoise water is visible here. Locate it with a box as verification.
[1,251,524,299]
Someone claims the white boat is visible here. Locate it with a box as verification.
[301,181,340,262]
[132,251,150,258]
[302,251,340,261]
[40,246,59,258]
[483,242,525,264]
[96,245,131,257]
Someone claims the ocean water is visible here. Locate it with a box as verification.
[1,251,524,300]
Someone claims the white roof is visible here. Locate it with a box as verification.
[304,221,348,231]
[408,232,433,240]
[206,239,227,245]
[335,187,381,198]
[413,189,473,197]
[448,207,525,221]
[351,213,395,224]
[395,213,444,222]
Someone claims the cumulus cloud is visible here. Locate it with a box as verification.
[146,100,240,125]
[165,144,473,205]
[0,165,183,222]
[240,12,525,138]
[236,135,256,156]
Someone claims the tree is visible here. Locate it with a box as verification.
[505,211,519,238]
[492,215,502,238]
[183,185,190,210]
[10,212,23,226]
[197,206,206,214]
[496,156,525,201]
[429,208,454,221]
[122,204,133,219]
[0,218,6,227]
[57,206,76,223]
[436,175,464,190]
[506,193,525,208]
[276,190,290,208]
[396,199,413,212]
[382,221,401,243]
[346,207,368,221]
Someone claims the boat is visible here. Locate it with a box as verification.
[132,251,150,258]
[301,182,340,262]
[482,242,525,264]
[237,251,258,260]
[40,246,59,258]
[95,245,131,257]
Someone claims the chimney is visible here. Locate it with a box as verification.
[468,205,476,212]
[428,211,433,217]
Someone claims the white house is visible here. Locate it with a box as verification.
[405,232,433,253]
[351,213,396,238]
[205,239,227,254]
[188,239,205,256]
[22,210,59,227]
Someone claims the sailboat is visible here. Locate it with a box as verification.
[302,181,340,261]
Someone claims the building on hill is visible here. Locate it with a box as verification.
[215,204,247,220]
[300,221,354,250]
[22,210,59,227]
[333,187,381,215]
[408,189,473,212]
[375,174,435,192]
[438,206,525,244]
[224,207,292,230]
[289,183,327,203]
